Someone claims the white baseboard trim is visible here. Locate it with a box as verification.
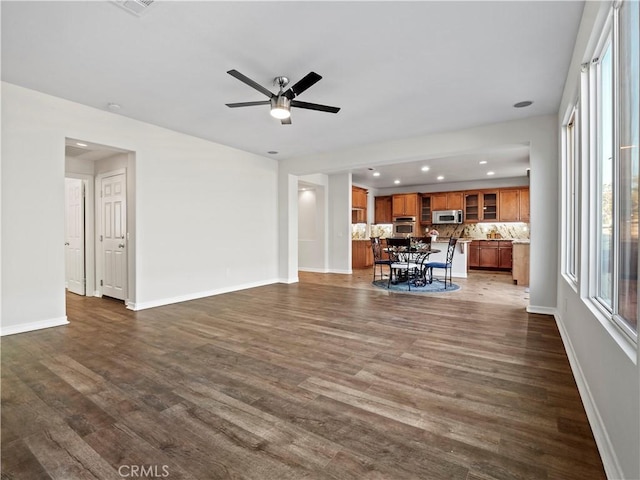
[278,276,299,284]
[328,269,352,274]
[0,316,69,336]
[128,278,281,311]
[526,305,557,315]
[553,313,624,480]
[298,267,330,273]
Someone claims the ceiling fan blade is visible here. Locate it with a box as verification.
[284,72,322,99]
[281,117,292,125]
[226,100,271,108]
[291,100,340,114]
[227,70,273,98]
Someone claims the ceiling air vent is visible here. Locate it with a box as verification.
[111,0,155,17]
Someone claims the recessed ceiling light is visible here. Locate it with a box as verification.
[479,160,487,165]
[394,179,401,184]
[76,142,88,147]
[421,166,430,172]
[487,171,495,176]
[437,175,444,180]
[373,172,381,177]
[513,100,533,108]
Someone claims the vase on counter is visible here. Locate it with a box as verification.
[431,235,437,242]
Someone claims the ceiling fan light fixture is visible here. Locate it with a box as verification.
[270,96,291,119]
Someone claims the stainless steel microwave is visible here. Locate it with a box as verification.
[432,210,463,224]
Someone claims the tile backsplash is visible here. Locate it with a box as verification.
[354,222,530,240]
[420,222,530,240]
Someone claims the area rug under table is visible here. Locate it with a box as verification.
[372,279,461,293]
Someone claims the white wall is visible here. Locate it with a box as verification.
[298,173,329,272]
[555,2,639,479]
[328,173,352,274]
[279,115,558,311]
[1,82,279,334]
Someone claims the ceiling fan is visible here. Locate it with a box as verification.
[225,69,340,125]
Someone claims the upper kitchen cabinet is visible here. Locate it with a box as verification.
[430,191,463,211]
[519,188,530,222]
[420,195,432,224]
[352,186,368,210]
[392,193,419,217]
[375,196,393,224]
[430,193,448,211]
[498,187,530,222]
[464,191,498,222]
[352,186,368,224]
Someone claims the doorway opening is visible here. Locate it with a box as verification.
[64,138,136,309]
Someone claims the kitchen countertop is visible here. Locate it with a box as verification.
[461,238,528,242]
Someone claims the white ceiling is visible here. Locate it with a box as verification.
[2,1,583,186]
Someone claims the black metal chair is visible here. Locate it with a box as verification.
[424,237,458,289]
[386,237,419,289]
[371,237,393,282]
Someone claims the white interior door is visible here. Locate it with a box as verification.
[65,178,86,295]
[101,172,127,300]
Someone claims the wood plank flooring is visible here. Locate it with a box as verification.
[1,271,606,479]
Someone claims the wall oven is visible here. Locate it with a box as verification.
[392,216,417,237]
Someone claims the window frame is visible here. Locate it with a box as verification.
[584,4,638,344]
[562,104,580,286]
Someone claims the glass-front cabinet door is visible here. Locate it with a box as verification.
[482,192,498,221]
[464,191,498,222]
[465,193,480,222]
[420,195,432,223]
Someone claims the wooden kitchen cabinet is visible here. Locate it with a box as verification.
[498,188,530,222]
[352,240,374,268]
[499,189,520,222]
[421,192,463,223]
[470,240,512,270]
[519,188,530,222]
[352,186,368,224]
[465,191,498,222]
[352,186,368,209]
[512,242,530,285]
[446,192,464,210]
[468,241,480,267]
[430,191,463,212]
[430,193,448,211]
[392,193,419,217]
[420,195,432,224]
[352,209,366,224]
[478,241,499,268]
[499,241,513,269]
[482,192,498,221]
[375,196,393,224]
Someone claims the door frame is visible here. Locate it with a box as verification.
[96,168,128,302]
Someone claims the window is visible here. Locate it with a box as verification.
[568,1,638,341]
[596,39,614,309]
[616,0,638,334]
[565,108,579,282]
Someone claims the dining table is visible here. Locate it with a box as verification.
[386,244,441,288]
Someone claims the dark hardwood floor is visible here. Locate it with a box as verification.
[1,271,606,479]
